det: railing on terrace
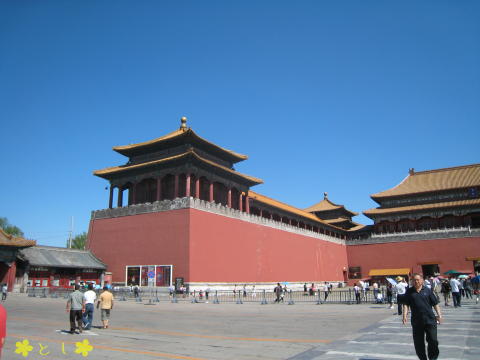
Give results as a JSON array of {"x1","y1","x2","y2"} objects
[
  {"x1": 371, "y1": 226, "x2": 474, "y2": 238},
  {"x1": 26, "y1": 287, "x2": 399, "y2": 305}
]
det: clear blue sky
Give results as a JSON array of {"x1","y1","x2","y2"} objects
[{"x1": 1, "y1": 1, "x2": 479, "y2": 247}]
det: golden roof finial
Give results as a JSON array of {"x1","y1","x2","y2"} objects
[
  {"x1": 180, "y1": 116, "x2": 188, "y2": 131},
  {"x1": 324, "y1": 192, "x2": 328, "y2": 200}
]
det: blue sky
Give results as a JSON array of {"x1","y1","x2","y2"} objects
[{"x1": 1, "y1": 1, "x2": 479, "y2": 246}]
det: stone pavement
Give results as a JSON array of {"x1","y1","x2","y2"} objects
[
  {"x1": 289, "y1": 299, "x2": 480, "y2": 359},
  {"x1": 3, "y1": 294, "x2": 479, "y2": 359}
]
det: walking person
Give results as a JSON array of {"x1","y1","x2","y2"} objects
[
  {"x1": 82, "y1": 283, "x2": 96, "y2": 330},
  {"x1": 1, "y1": 284, "x2": 7, "y2": 301},
  {"x1": 354, "y1": 283, "x2": 361, "y2": 304},
  {"x1": 323, "y1": 282, "x2": 329, "y2": 301},
  {"x1": 449, "y1": 276, "x2": 461, "y2": 307},
  {"x1": 97, "y1": 286, "x2": 114, "y2": 329},
  {"x1": 440, "y1": 279, "x2": 451, "y2": 306},
  {"x1": 395, "y1": 277, "x2": 408, "y2": 315},
  {"x1": 66, "y1": 284, "x2": 85, "y2": 334},
  {"x1": 472, "y1": 271, "x2": 480, "y2": 304},
  {"x1": 403, "y1": 274, "x2": 442, "y2": 360},
  {"x1": 386, "y1": 283, "x2": 394, "y2": 309},
  {"x1": 274, "y1": 283, "x2": 282, "y2": 303}
]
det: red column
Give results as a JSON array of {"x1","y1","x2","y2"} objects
[
  {"x1": 239, "y1": 193, "x2": 243, "y2": 212},
  {"x1": 227, "y1": 189, "x2": 232, "y2": 208},
  {"x1": 174, "y1": 174, "x2": 179, "y2": 199},
  {"x1": 108, "y1": 186, "x2": 114, "y2": 209},
  {"x1": 209, "y1": 181, "x2": 214, "y2": 202},
  {"x1": 186, "y1": 174, "x2": 191, "y2": 197},
  {"x1": 245, "y1": 195, "x2": 250, "y2": 214},
  {"x1": 195, "y1": 178, "x2": 200, "y2": 199},
  {"x1": 117, "y1": 188, "x2": 123, "y2": 207},
  {"x1": 156, "y1": 177, "x2": 162, "y2": 201}
]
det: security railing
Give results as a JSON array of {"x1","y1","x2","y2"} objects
[{"x1": 28, "y1": 286, "x2": 399, "y2": 305}]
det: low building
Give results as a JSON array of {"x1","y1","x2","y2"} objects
[{"x1": 17, "y1": 246, "x2": 106, "y2": 290}]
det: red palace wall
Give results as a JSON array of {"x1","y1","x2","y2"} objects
[
  {"x1": 347, "y1": 236, "x2": 480, "y2": 283},
  {"x1": 87, "y1": 208, "x2": 349, "y2": 284},
  {"x1": 189, "y1": 209, "x2": 348, "y2": 283},
  {"x1": 87, "y1": 209, "x2": 190, "y2": 284}
]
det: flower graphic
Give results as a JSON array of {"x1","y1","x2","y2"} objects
[
  {"x1": 75, "y1": 339, "x2": 93, "y2": 357},
  {"x1": 15, "y1": 339, "x2": 33, "y2": 357}
]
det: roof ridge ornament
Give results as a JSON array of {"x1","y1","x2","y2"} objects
[
  {"x1": 180, "y1": 116, "x2": 188, "y2": 131},
  {"x1": 409, "y1": 168, "x2": 415, "y2": 175},
  {"x1": 324, "y1": 192, "x2": 328, "y2": 200}
]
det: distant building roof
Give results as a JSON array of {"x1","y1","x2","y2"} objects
[
  {"x1": 371, "y1": 163, "x2": 480, "y2": 199},
  {"x1": 364, "y1": 198, "x2": 480, "y2": 217},
  {"x1": 0, "y1": 228, "x2": 36, "y2": 248},
  {"x1": 19, "y1": 246, "x2": 106, "y2": 270}
]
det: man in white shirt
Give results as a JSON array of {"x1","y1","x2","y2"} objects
[
  {"x1": 449, "y1": 277, "x2": 461, "y2": 308},
  {"x1": 395, "y1": 277, "x2": 408, "y2": 315},
  {"x1": 83, "y1": 283, "x2": 97, "y2": 330}
]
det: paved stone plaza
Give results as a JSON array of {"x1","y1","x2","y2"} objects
[{"x1": 4, "y1": 294, "x2": 479, "y2": 359}]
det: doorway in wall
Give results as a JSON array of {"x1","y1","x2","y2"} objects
[{"x1": 421, "y1": 264, "x2": 440, "y2": 278}]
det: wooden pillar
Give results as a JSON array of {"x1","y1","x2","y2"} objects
[
  {"x1": 186, "y1": 174, "x2": 191, "y2": 197},
  {"x1": 195, "y1": 178, "x2": 200, "y2": 199},
  {"x1": 227, "y1": 188, "x2": 232, "y2": 208},
  {"x1": 209, "y1": 181, "x2": 214, "y2": 202},
  {"x1": 117, "y1": 187, "x2": 123, "y2": 207},
  {"x1": 156, "y1": 177, "x2": 162, "y2": 201},
  {"x1": 108, "y1": 186, "x2": 114, "y2": 209},
  {"x1": 174, "y1": 174, "x2": 179, "y2": 199},
  {"x1": 245, "y1": 195, "x2": 250, "y2": 214},
  {"x1": 238, "y1": 193, "x2": 243, "y2": 212}
]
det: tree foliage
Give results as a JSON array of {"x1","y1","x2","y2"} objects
[
  {"x1": 69, "y1": 232, "x2": 87, "y2": 249},
  {"x1": 0, "y1": 217, "x2": 24, "y2": 237}
]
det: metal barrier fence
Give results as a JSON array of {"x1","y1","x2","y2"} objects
[{"x1": 27, "y1": 287, "x2": 397, "y2": 305}]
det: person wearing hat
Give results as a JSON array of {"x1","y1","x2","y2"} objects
[{"x1": 395, "y1": 276, "x2": 408, "y2": 315}]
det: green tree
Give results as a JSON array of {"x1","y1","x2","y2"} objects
[
  {"x1": 0, "y1": 217, "x2": 24, "y2": 237},
  {"x1": 69, "y1": 232, "x2": 87, "y2": 249}
]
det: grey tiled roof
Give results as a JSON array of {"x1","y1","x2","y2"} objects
[{"x1": 19, "y1": 246, "x2": 106, "y2": 270}]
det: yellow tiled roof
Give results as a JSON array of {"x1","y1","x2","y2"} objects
[
  {"x1": 305, "y1": 198, "x2": 358, "y2": 217},
  {"x1": 305, "y1": 199, "x2": 342, "y2": 212},
  {"x1": 0, "y1": 228, "x2": 36, "y2": 247},
  {"x1": 113, "y1": 128, "x2": 248, "y2": 161},
  {"x1": 372, "y1": 164, "x2": 480, "y2": 199},
  {"x1": 94, "y1": 149, "x2": 263, "y2": 184},
  {"x1": 363, "y1": 198, "x2": 480, "y2": 216},
  {"x1": 248, "y1": 191, "x2": 342, "y2": 230}
]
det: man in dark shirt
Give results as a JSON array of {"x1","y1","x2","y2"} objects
[{"x1": 403, "y1": 273, "x2": 442, "y2": 360}]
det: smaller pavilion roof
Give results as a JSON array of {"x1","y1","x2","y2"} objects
[
  {"x1": 304, "y1": 193, "x2": 358, "y2": 217},
  {"x1": 372, "y1": 163, "x2": 480, "y2": 200},
  {"x1": 19, "y1": 246, "x2": 106, "y2": 270},
  {"x1": 112, "y1": 119, "x2": 248, "y2": 163},
  {"x1": 0, "y1": 229, "x2": 36, "y2": 248}
]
